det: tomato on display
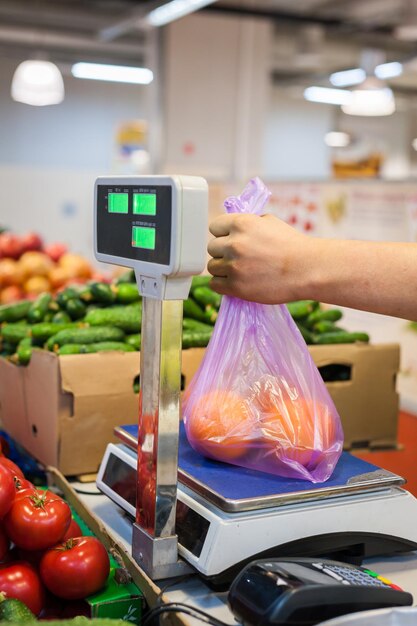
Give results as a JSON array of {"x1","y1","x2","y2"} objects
[
  {"x1": 4, "y1": 489, "x2": 71, "y2": 551},
  {"x1": 40, "y1": 536, "x2": 110, "y2": 599},
  {"x1": 0, "y1": 465, "x2": 15, "y2": 519},
  {"x1": 0, "y1": 562, "x2": 45, "y2": 615},
  {"x1": 0, "y1": 458, "x2": 24, "y2": 479}
]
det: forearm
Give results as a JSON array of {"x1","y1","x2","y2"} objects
[{"x1": 302, "y1": 238, "x2": 417, "y2": 321}]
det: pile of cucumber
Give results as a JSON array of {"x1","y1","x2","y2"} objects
[
  {"x1": 287, "y1": 300, "x2": 369, "y2": 345},
  {"x1": 0, "y1": 272, "x2": 219, "y2": 365},
  {"x1": 0, "y1": 274, "x2": 368, "y2": 366}
]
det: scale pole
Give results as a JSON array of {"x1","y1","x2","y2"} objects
[{"x1": 132, "y1": 296, "x2": 192, "y2": 578}]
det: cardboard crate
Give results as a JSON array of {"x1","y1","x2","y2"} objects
[
  {"x1": 0, "y1": 348, "x2": 205, "y2": 476},
  {"x1": 0, "y1": 343, "x2": 400, "y2": 475}
]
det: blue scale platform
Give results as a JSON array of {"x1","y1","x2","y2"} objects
[{"x1": 116, "y1": 423, "x2": 403, "y2": 512}]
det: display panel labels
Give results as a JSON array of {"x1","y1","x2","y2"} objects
[
  {"x1": 133, "y1": 193, "x2": 156, "y2": 216},
  {"x1": 132, "y1": 226, "x2": 156, "y2": 250},
  {"x1": 108, "y1": 193, "x2": 129, "y2": 214}
]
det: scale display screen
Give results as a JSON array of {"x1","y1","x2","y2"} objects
[{"x1": 96, "y1": 185, "x2": 172, "y2": 265}]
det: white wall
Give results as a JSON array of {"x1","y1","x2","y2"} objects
[{"x1": 0, "y1": 57, "x2": 149, "y2": 260}]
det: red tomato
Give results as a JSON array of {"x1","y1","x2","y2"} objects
[
  {"x1": 61, "y1": 518, "x2": 82, "y2": 541},
  {"x1": 0, "y1": 465, "x2": 15, "y2": 519},
  {"x1": 0, "y1": 458, "x2": 24, "y2": 479},
  {"x1": 4, "y1": 489, "x2": 71, "y2": 551},
  {"x1": 40, "y1": 537, "x2": 110, "y2": 600},
  {"x1": 13, "y1": 477, "x2": 34, "y2": 494},
  {"x1": 0, "y1": 525, "x2": 9, "y2": 561},
  {"x1": 0, "y1": 561, "x2": 45, "y2": 615}
]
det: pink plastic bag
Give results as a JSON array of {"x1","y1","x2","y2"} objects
[{"x1": 183, "y1": 178, "x2": 344, "y2": 483}]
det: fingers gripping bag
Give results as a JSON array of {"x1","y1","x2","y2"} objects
[{"x1": 182, "y1": 177, "x2": 344, "y2": 483}]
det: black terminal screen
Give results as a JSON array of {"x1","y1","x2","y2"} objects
[{"x1": 96, "y1": 185, "x2": 172, "y2": 265}]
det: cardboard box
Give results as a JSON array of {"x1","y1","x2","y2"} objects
[{"x1": 0, "y1": 348, "x2": 206, "y2": 476}]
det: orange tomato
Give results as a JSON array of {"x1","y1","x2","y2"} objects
[{"x1": 187, "y1": 390, "x2": 253, "y2": 461}]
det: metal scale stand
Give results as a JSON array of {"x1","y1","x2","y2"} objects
[{"x1": 95, "y1": 174, "x2": 417, "y2": 583}]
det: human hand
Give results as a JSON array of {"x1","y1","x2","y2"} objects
[{"x1": 207, "y1": 213, "x2": 314, "y2": 304}]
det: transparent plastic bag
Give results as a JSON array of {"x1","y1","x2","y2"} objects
[{"x1": 183, "y1": 177, "x2": 344, "y2": 483}]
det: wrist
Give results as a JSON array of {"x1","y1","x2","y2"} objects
[{"x1": 290, "y1": 235, "x2": 326, "y2": 302}]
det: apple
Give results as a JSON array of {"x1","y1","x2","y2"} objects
[
  {"x1": 20, "y1": 232, "x2": 43, "y2": 254},
  {"x1": 0, "y1": 234, "x2": 23, "y2": 260},
  {"x1": 44, "y1": 242, "x2": 67, "y2": 263}
]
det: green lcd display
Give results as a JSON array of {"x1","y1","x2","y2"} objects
[
  {"x1": 132, "y1": 226, "x2": 156, "y2": 250},
  {"x1": 108, "y1": 193, "x2": 129, "y2": 214},
  {"x1": 133, "y1": 193, "x2": 156, "y2": 216}
]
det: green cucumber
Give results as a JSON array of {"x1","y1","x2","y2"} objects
[
  {"x1": 182, "y1": 329, "x2": 212, "y2": 349},
  {"x1": 306, "y1": 308, "x2": 343, "y2": 327},
  {"x1": 313, "y1": 321, "x2": 346, "y2": 334},
  {"x1": 52, "y1": 310, "x2": 72, "y2": 324},
  {"x1": 90, "y1": 282, "x2": 117, "y2": 304},
  {"x1": 1, "y1": 323, "x2": 31, "y2": 345},
  {"x1": 0, "y1": 595, "x2": 35, "y2": 621},
  {"x1": 191, "y1": 275, "x2": 211, "y2": 290},
  {"x1": 65, "y1": 297, "x2": 87, "y2": 320},
  {"x1": 183, "y1": 298, "x2": 215, "y2": 325},
  {"x1": 16, "y1": 338, "x2": 33, "y2": 366},
  {"x1": 183, "y1": 318, "x2": 214, "y2": 333},
  {"x1": 85, "y1": 303, "x2": 142, "y2": 333},
  {"x1": 56, "y1": 287, "x2": 80, "y2": 308},
  {"x1": 115, "y1": 282, "x2": 141, "y2": 304},
  {"x1": 31, "y1": 322, "x2": 81, "y2": 344},
  {"x1": 0, "y1": 300, "x2": 31, "y2": 323},
  {"x1": 58, "y1": 344, "x2": 92, "y2": 355},
  {"x1": 58, "y1": 341, "x2": 135, "y2": 355},
  {"x1": 286, "y1": 300, "x2": 318, "y2": 320},
  {"x1": 125, "y1": 334, "x2": 141, "y2": 350},
  {"x1": 192, "y1": 286, "x2": 221, "y2": 310},
  {"x1": 47, "y1": 326, "x2": 125, "y2": 350},
  {"x1": 314, "y1": 331, "x2": 370, "y2": 344}
]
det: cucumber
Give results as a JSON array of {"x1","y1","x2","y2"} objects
[
  {"x1": 183, "y1": 318, "x2": 214, "y2": 333},
  {"x1": 0, "y1": 596, "x2": 35, "y2": 622},
  {"x1": 28, "y1": 295, "x2": 53, "y2": 326},
  {"x1": 58, "y1": 344, "x2": 92, "y2": 355},
  {"x1": 85, "y1": 303, "x2": 142, "y2": 333},
  {"x1": 16, "y1": 338, "x2": 33, "y2": 366},
  {"x1": 47, "y1": 326, "x2": 125, "y2": 350},
  {"x1": 183, "y1": 298, "x2": 215, "y2": 325},
  {"x1": 0, "y1": 300, "x2": 31, "y2": 323},
  {"x1": 182, "y1": 329, "x2": 212, "y2": 349},
  {"x1": 43, "y1": 310, "x2": 55, "y2": 322},
  {"x1": 1, "y1": 323, "x2": 31, "y2": 345},
  {"x1": 115, "y1": 282, "x2": 141, "y2": 304},
  {"x1": 125, "y1": 334, "x2": 141, "y2": 350},
  {"x1": 314, "y1": 331, "x2": 370, "y2": 344},
  {"x1": 313, "y1": 321, "x2": 346, "y2": 334},
  {"x1": 56, "y1": 287, "x2": 80, "y2": 308},
  {"x1": 306, "y1": 308, "x2": 343, "y2": 327},
  {"x1": 58, "y1": 341, "x2": 135, "y2": 355},
  {"x1": 65, "y1": 297, "x2": 87, "y2": 320},
  {"x1": 191, "y1": 275, "x2": 211, "y2": 290},
  {"x1": 286, "y1": 300, "x2": 318, "y2": 320},
  {"x1": 31, "y1": 322, "x2": 81, "y2": 344},
  {"x1": 90, "y1": 282, "x2": 117, "y2": 304},
  {"x1": 192, "y1": 286, "x2": 222, "y2": 310},
  {"x1": 52, "y1": 310, "x2": 72, "y2": 324}
]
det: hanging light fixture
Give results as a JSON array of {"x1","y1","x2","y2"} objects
[{"x1": 11, "y1": 60, "x2": 64, "y2": 106}]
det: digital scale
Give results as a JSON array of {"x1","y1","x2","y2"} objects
[{"x1": 94, "y1": 175, "x2": 417, "y2": 584}]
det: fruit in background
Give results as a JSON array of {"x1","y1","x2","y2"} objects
[
  {"x1": 23, "y1": 275, "x2": 51, "y2": 295},
  {"x1": 187, "y1": 390, "x2": 253, "y2": 461},
  {"x1": 0, "y1": 285, "x2": 24, "y2": 304},
  {"x1": 19, "y1": 251, "x2": 53, "y2": 278},
  {"x1": 20, "y1": 232, "x2": 43, "y2": 254},
  {"x1": 59, "y1": 253, "x2": 92, "y2": 280},
  {"x1": 48, "y1": 266, "x2": 70, "y2": 290},
  {"x1": 44, "y1": 242, "x2": 67, "y2": 263},
  {"x1": 0, "y1": 234, "x2": 22, "y2": 260},
  {"x1": 0, "y1": 260, "x2": 24, "y2": 288}
]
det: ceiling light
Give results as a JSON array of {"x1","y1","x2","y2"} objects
[
  {"x1": 304, "y1": 86, "x2": 352, "y2": 106},
  {"x1": 324, "y1": 132, "x2": 351, "y2": 148},
  {"x1": 330, "y1": 68, "x2": 366, "y2": 88},
  {"x1": 146, "y1": 0, "x2": 217, "y2": 27},
  {"x1": 71, "y1": 63, "x2": 153, "y2": 84},
  {"x1": 11, "y1": 60, "x2": 64, "y2": 106},
  {"x1": 375, "y1": 61, "x2": 403, "y2": 80},
  {"x1": 341, "y1": 77, "x2": 395, "y2": 116}
]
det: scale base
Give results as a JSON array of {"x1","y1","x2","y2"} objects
[{"x1": 132, "y1": 524, "x2": 193, "y2": 580}]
